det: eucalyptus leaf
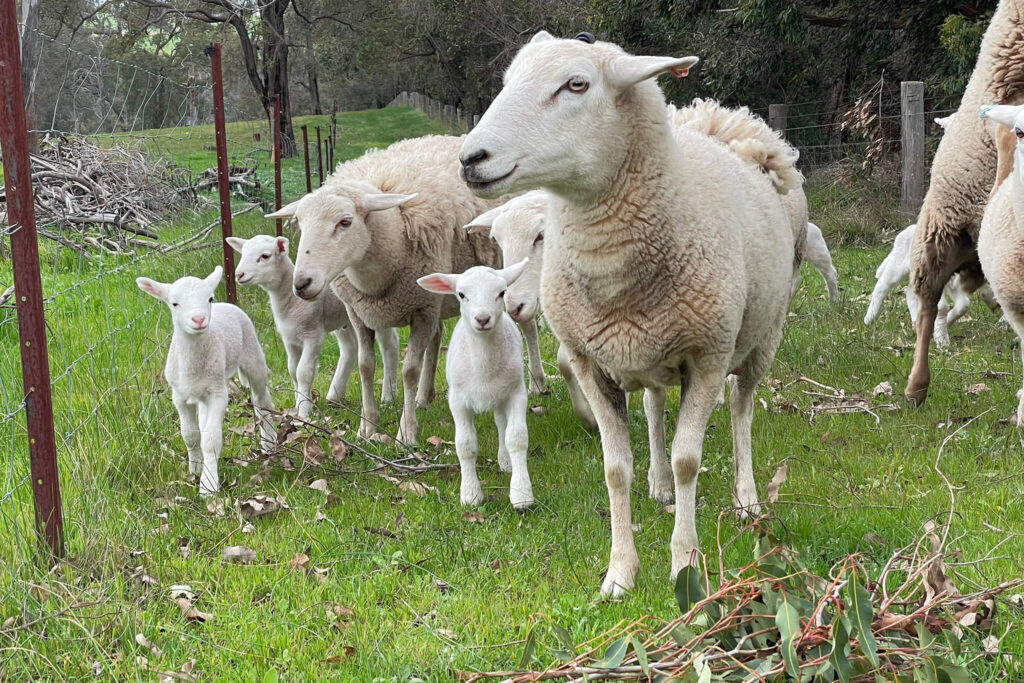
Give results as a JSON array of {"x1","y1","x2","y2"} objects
[
  {"x1": 592, "y1": 636, "x2": 629, "y2": 669},
  {"x1": 845, "y1": 574, "x2": 879, "y2": 668},
  {"x1": 550, "y1": 623, "x2": 576, "y2": 654},
  {"x1": 775, "y1": 596, "x2": 801, "y2": 677},
  {"x1": 518, "y1": 625, "x2": 536, "y2": 670},
  {"x1": 829, "y1": 616, "x2": 851, "y2": 683},
  {"x1": 675, "y1": 565, "x2": 705, "y2": 615},
  {"x1": 630, "y1": 636, "x2": 649, "y2": 676}
]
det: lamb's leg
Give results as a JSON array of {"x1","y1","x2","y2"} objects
[
  {"x1": 669, "y1": 366, "x2": 726, "y2": 577},
  {"x1": 865, "y1": 259, "x2": 904, "y2": 325},
  {"x1": 377, "y1": 327, "x2": 400, "y2": 404},
  {"x1": 327, "y1": 326, "x2": 357, "y2": 405},
  {"x1": 416, "y1": 320, "x2": 442, "y2": 407},
  {"x1": 173, "y1": 391, "x2": 202, "y2": 476},
  {"x1": 520, "y1": 318, "x2": 549, "y2": 395},
  {"x1": 557, "y1": 343, "x2": 597, "y2": 430},
  {"x1": 944, "y1": 277, "x2": 971, "y2": 329},
  {"x1": 643, "y1": 387, "x2": 673, "y2": 505},
  {"x1": 350, "y1": 313, "x2": 380, "y2": 439},
  {"x1": 452, "y1": 402, "x2": 483, "y2": 506},
  {"x1": 294, "y1": 338, "x2": 323, "y2": 419},
  {"x1": 397, "y1": 314, "x2": 433, "y2": 445},
  {"x1": 197, "y1": 392, "x2": 229, "y2": 497},
  {"x1": 569, "y1": 350, "x2": 637, "y2": 598},
  {"x1": 285, "y1": 343, "x2": 300, "y2": 394},
  {"x1": 502, "y1": 389, "x2": 533, "y2": 511},
  {"x1": 241, "y1": 367, "x2": 276, "y2": 453},
  {"x1": 933, "y1": 294, "x2": 952, "y2": 348},
  {"x1": 494, "y1": 407, "x2": 512, "y2": 473}
]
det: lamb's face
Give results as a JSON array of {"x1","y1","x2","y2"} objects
[
  {"x1": 271, "y1": 186, "x2": 415, "y2": 300},
  {"x1": 981, "y1": 104, "x2": 1024, "y2": 186},
  {"x1": 137, "y1": 267, "x2": 222, "y2": 336},
  {"x1": 459, "y1": 32, "x2": 698, "y2": 200},
  {"x1": 227, "y1": 235, "x2": 289, "y2": 288},
  {"x1": 418, "y1": 261, "x2": 529, "y2": 335}
]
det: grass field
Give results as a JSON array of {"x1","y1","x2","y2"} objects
[{"x1": 1, "y1": 107, "x2": 1022, "y2": 681}]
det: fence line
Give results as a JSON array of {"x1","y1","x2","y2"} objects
[{"x1": 387, "y1": 91, "x2": 473, "y2": 132}]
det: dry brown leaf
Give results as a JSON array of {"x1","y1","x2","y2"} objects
[
  {"x1": 982, "y1": 634, "x2": 1000, "y2": 656},
  {"x1": 289, "y1": 553, "x2": 310, "y2": 571},
  {"x1": 309, "y1": 478, "x2": 330, "y2": 493},
  {"x1": 239, "y1": 495, "x2": 282, "y2": 519},
  {"x1": 363, "y1": 526, "x2": 398, "y2": 539},
  {"x1": 432, "y1": 578, "x2": 450, "y2": 594},
  {"x1": 135, "y1": 632, "x2": 164, "y2": 657},
  {"x1": 179, "y1": 545, "x2": 191, "y2": 560},
  {"x1": 314, "y1": 507, "x2": 328, "y2": 523},
  {"x1": 767, "y1": 463, "x2": 788, "y2": 504},
  {"x1": 368, "y1": 432, "x2": 393, "y2": 444},
  {"x1": 438, "y1": 628, "x2": 458, "y2": 641},
  {"x1": 872, "y1": 381, "x2": 893, "y2": 397},
  {"x1": 206, "y1": 499, "x2": 226, "y2": 517},
  {"x1": 398, "y1": 481, "x2": 435, "y2": 497},
  {"x1": 241, "y1": 522, "x2": 256, "y2": 534},
  {"x1": 967, "y1": 383, "x2": 991, "y2": 396},
  {"x1": 331, "y1": 605, "x2": 355, "y2": 620},
  {"x1": 168, "y1": 585, "x2": 195, "y2": 600},
  {"x1": 329, "y1": 434, "x2": 348, "y2": 463},
  {"x1": 426, "y1": 435, "x2": 445, "y2": 449},
  {"x1": 303, "y1": 436, "x2": 326, "y2": 465},
  {"x1": 530, "y1": 406, "x2": 545, "y2": 415},
  {"x1": 461, "y1": 511, "x2": 486, "y2": 524},
  {"x1": 175, "y1": 596, "x2": 211, "y2": 623},
  {"x1": 247, "y1": 473, "x2": 264, "y2": 487},
  {"x1": 922, "y1": 521, "x2": 959, "y2": 604},
  {"x1": 221, "y1": 545, "x2": 256, "y2": 564}
]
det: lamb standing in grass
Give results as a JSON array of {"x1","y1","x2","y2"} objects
[
  {"x1": 227, "y1": 234, "x2": 399, "y2": 418},
  {"x1": 417, "y1": 259, "x2": 534, "y2": 510},
  {"x1": 137, "y1": 266, "x2": 275, "y2": 496},
  {"x1": 460, "y1": 33, "x2": 801, "y2": 596},
  {"x1": 977, "y1": 103, "x2": 1024, "y2": 420}
]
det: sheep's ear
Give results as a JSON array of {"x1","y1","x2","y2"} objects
[
  {"x1": 497, "y1": 258, "x2": 529, "y2": 286},
  {"x1": 529, "y1": 30, "x2": 554, "y2": 44},
  {"x1": 607, "y1": 55, "x2": 700, "y2": 91},
  {"x1": 204, "y1": 266, "x2": 223, "y2": 290},
  {"x1": 275, "y1": 236, "x2": 289, "y2": 254},
  {"x1": 464, "y1": 206, "x2": 503, "y2": 235},
  {"x1": 266, "y1": 199, "x2": 300, "y2": 219},
  {"x1": 136, "y1": 277, "x2": 168, "y2": 301},
  {"x1": 933, "y1": 115, "x2": 952, "y2": 130},
  {"x1": 362, "y1": 193, "x2": 417, "y2": 213},
  {"x1": 416, "y1": 273, "x2": 457, "y2": 295},
  {"x1": 226, "y1": 236, "x2": 247, "y2": 253},
  {"x1": 979, "y1": 104, "x2": 1024, "y2": 129}
]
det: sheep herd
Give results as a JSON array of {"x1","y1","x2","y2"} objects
[{"x1": 137, "y1": 31, "x2": 1022, "y2": 598}]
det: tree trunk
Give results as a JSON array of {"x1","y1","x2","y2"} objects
[
  {"x1": 261, "y1": 0, "x2": 295, "y2": 157},
  {"x1": 20, "y1": 0, "x2": 40, "y2": 152},
  {"x1": 305, "y1": 25, "x2": 321, "y2": 115}
]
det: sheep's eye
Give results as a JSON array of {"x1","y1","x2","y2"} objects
[
  {"x1": 498, "y1": 290, "x2": 505, "y2": 300},
  {"x1": 337, "y1": 217, "x2": 353, "y2": 230},
  {"x1": 457, "y1": 292, "x2": 465, "y2": 300},
  {"x1": 208, "y1": 297, "x2": 214, "y2": 303},
  {"x1": 1016, "y1": 128, "x2": 1024, "y2": 139},
  {"x1": 533, "y1": 231, "x2": 544, "y2": 247},
  {"x1": 567, "y1": 78, "x2": 589, "y2": 94},
  {"x1": 258, "y1": 253, "x2": 269, "y2": 262},
  {"x1": 171, "y1": 302, "x2": 179, "y2": 307}
]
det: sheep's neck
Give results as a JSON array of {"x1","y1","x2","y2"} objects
[
  {"x1": 171, "y1": 325, "x2": 218, "y2": 358},
  {"x1": 343, "y1": 233, "x2": 404, "y2": 297},
  {"x1": 261, "y1": 261, "x2": 302, "y2": 320},
  {"x1": 1010, "y1": 161, "x2": 1024, "y2": 230}
]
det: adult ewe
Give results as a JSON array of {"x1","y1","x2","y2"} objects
[
  {"x1": 460, "y1": 33, "x2": 801, "y2": 596},
  {"x1": 271, "y1": 135, "x2": 501, "y2": 444},
  {"x1": 906, "y1": 0, "x2": 1024, "y2": 405}
]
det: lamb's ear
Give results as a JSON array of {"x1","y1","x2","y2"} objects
[
  {"x1": 464, "y1": 205, "x2": 503, "y2": 235},
  {"x1": 416, "y1": 272, "x2": 457, "y2": 295},
  {"x1": 362, "y1": 193, "x2": 417, "y2": 214},
  {"x1": 607, "y1": 55, "x2": 699, "y2": 91},
  {"x1": 275, "y1": 236, "x2": 289, "y2": 254},
  {"x1": 933, "y1": 115, "x2": 952, "y2": 130},
  {"x1": 266, "y1": 199, "x2": 300, "y2": 219},
  {"x1": 530, "y1": 30, "x2": 554, "y2": 44},
  {"x1": 225, "y1": 236, "x2": 247, "y2": 253},
  {"x1": 979, "y1": 104, "x2": 1024, "y2": 128},
  {"x1": 204, "y1": 266, "x2": 224, "y2": 290},
  {"x1": 497, "y1": 258, "x2": 529, "y2": 286},
  {"x1": 136, "y1": 277, "x2": 168, "y2": 301}
]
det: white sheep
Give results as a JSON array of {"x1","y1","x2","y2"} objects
[
  {"x1": 227, "y1": 234, "x2": 399, "y2": 418},
  {"x1": 268, "y1": 135, "x2": 502, "y2": 445},
  {"x1": 804, "y1": 223, "x2": 840, "y2": 303},
  {"x1": 137, "y1": 266, "x2": 275, "y2": 496},
  {"x1": 460, "y1": 33, "x2": 802, "y2": 596},
  {"x1": 864, "y1": 224, "x2": 996, "y2": 345},
  {"x1": 417, "y1": 259, "x2": 534, "y2": 510},
  {"x1": 977, "y1": 103, "x2": 1024, "y2": 419}
]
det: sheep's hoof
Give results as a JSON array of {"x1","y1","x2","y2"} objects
[
  {"x1": 905, "y1": 383, "x2": 929, "y2": 407},
  {"x1": 416, "y1": 388, "x2": 435, "y2": 408},
  {"x1": 380, "y1": 389, "x2": 397, "y2": 405},
  {"x1": 528, "y1": 380, "x2": 550, "y2": 396},
  {"x1": 460, "y1": 488, "x2": 484, "y2": 507},
  {"x1": 497, "y1": 452, "x2": 513, "y2": 473},
  {"x1": 198, "y1": 486, "x2": 219, "y2": 499},
  {"x1": 600, "y1": 562, "x2": 638, "y2": 599},
  {"x1": 188, "y1": 459, "x2": 202, "y2": 476},
  {"x1": 648, "y1": 479, "x2": 674, "y2": 506},
  {"x1": 357, "y1": 420, "x2": 376, "y2": 440},
  {"x1": 510, "y1": 495, "x2": 534, "y2": 512},
  {"x1": 325, "y1": 390, "x2": 344, "y2": 405}
]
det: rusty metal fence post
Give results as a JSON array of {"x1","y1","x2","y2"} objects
[
  {"x1": 272, "y1": 96, "x2": 282, "y2": 236},
  {"x1": 206, "y1": 43, "x2": 236, "y2": 303},
  {"x1": 0, "y1": 0, "x2": 65, "y2": 559},
  {"x1": 316, "y1": 126, "x2": 324, "y2": 186},
  {"x1": 301, "y1": 124, "x2": 312, "y2": 193}
]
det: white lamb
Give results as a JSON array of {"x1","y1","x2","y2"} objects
[
  {"x1": 137, "y1": 266, "x2": 275, "y2": 496},
  {"x1": 805, "y1": 222, "x2": 840, "y2": 303},
  {"x1": 227, "y1": 234, "x2": 399, "y2": 418},
  {"x1": 417, "y1": 259, "x2": 534, "y2": 510},
  {"x1": 460, "y1": 33, "x2": 802, "y2": 596}
]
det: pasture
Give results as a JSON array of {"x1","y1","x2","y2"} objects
[{"x1": 1, "y1": 107, "x2": 1021, "y2": 680}]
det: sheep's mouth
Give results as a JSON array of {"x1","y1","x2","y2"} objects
[
  {"x1": 465, "y1": 165, "x2": 517, "y2": 192},
  {"x1": 236, "y1": 276, "x2": 253, "y2": 285}
]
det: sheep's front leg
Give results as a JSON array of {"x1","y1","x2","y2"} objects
[
  {"x1": 197, "y1": 392, "x2": 229, "y2": 497},
  {"x1": 643, "y1": 388, "x2": 673, "y2": 505},
  {"x1": 570, "y1": 350, "x2": 636, "y2": 597},
  {"x1": 377, "y1": 327, "x2": 400, "y2": 404},
  {"x1": 173, "y1": 391, "x2": 202, "y2": 476},
  {"x1": 670, "y1": 367, "x2": 724, "y2": 577},
  {"x1": 501, "y1": 390, "x2": 533, "y2": 511},
  {"x1": 493, "y1": 405, "x2": 512, "y2": 473},
  {"x1": 350, "y1": 311, "x2": 380, "y2": 439},
  {"x1": 242, "y1": 367, "x2": 277, "y2": 454},
  {"x1": 294, "y1": 338, "x2": 323, "y2": 418},
  {"x1": 520, "y1": 318, "x2": 548, "y2": 395},
  {"x1": 285, "y1": 343, "x2": 301, "y2": 394},
  {"x1": 416, "y1": 320, "x2": 443, "y2": 407},
  {"x1": 557, "y1": 343, "x2": 596, "y2": 429},
  {"x1": 327, "y1": 326, "x2": 357, "y2": 405},
  {"x1": 397, "y1": 314, "x2": 433, "y2": 445},
  {"x1": 451, "y1": 402, "x2": 483, "y2": 506}
]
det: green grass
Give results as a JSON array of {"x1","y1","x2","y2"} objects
[{"x1": 1, "y1": 108, "x2": 1022, "y2": 680}]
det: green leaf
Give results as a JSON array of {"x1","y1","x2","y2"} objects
[
  {"x1": 669, "y1": 624, "x2": 698, "y2": 647},
  {"x1": 845, "y1": 574, "x2": 879, "y2": 668},
  {"x1": 630, "y1": 636, "x2": 649, "y2": 676},
  {"x1": 263, "y1": 671, "x2": 280, "y2": 683},
  {"x1": 942, "y1": 628, "x2": 961, "y2": 658},
  {"x1": 675, "y1": 565, "x2": 705, "y2": 615},
  {"x1": 592, "y1": 636, "x2": 629, "y2": 669},
  {"x1": 518, "y1": 625, "x2": 536, "y2": 670},
  {"x1": 829, "y1": 616, "x2": 851, "y2": 683},
  {"x1": 549, "y1": 649, "x2": 574, "y2": 662},
  {"x1": 916, "y1": 622, "x2": 935, "y2": 650},
  {"x1": 938, "y1": 665, "x2": 972, "y2": 683},
  {"x1": 775, "y1": 595, "x2": 801, "y2": 678},
  {"x1": 550, "y1": 623, "x2": 576, "y2": 655}
]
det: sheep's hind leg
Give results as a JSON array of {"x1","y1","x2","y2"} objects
[
  {"x1": 173, "y1": 391, "x2": 202, "y2": 476},
  {"x1": 397, "y1": 314, "x2": 433, "y2": 445},
  {"x1": 521, "y1": 318, "x2": 549, "y2": 395},
  {"x1": 571, "y1": 351, "x2": 637, "y2": 598},
  {"x1": 294, "y1": 338, "x2": 323, "y2": 419},
  {"x1": 377, "y1": 328, "x2": 400, "y2": 404},
  {"x1": 452, "y1": 403, "x2": 483, "y2": 506},
  {"x1": 558, "y1": 343, "x2": 597, "y2": 430},
  {"x1": 350, "y1": 312, "x2": 380, "y2": 439},
  {"x1": 643, "y1": 387, "x2": 673, "y2": 505},
  {"x1": 494, "y1": 407, "x2": 512, "y2": 473},
  {"x1": 240, "y1": 364, "x2": 276, "y2": 453},
  {"x1": 416, "y1": 320, "x2": 442, "y2": 407}
]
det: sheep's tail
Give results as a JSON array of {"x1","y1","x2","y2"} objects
[{"x1": 667, "y1": 99, "x2": 803, "y2": 194}]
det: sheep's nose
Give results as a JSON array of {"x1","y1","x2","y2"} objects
[
  {"x1": 191, "y1": 315, "x2": 206, "y2": 327},
  {"x1": 236, "y1": 271, "x2": 245, "y2": 281},
  {"x1": 509, "y1": 303, "x2": 525, "y2": 321},
  {"x1": 294, "y1": 277, "x2": 312, "y2": 295},
  {"x1": 460, "y1": 148, "x2": 489, "y2": 170},
  {"x1": 474, "y1": 314, "x2": 491, "y2": 328}
]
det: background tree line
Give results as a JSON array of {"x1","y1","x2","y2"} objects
[{"x1": 17, "y1": 0, "x2": 999, "y2": 156}]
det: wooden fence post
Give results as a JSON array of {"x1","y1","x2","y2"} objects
[
  {"x1": 207, "y1": 43, "x2": 236, "y2": 304},
  {"x1": 901, "y1": 81, "x2": 926, "y2": 216},
  {"x1": 272, "y1": 96, "x2": 282, "y2": 237},
  {"x1": 768, "y1": 104, "x2": 788, "y2": 134}
]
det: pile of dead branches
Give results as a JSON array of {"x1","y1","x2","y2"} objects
[
  {"x1": 192, "y1": 164, "x2": 262, "y2": 200},
  {"x1": 0, "y1": 135, "x2": 193, "y2": 250}
]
